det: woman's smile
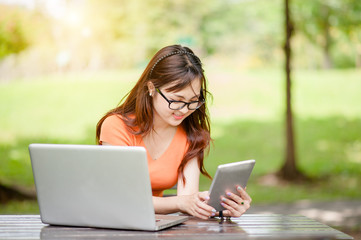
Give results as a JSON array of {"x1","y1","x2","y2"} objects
[{"x1": 173, "y1": 113, "x2": 185, "y2": 120}]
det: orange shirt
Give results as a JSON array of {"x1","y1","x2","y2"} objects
[{"x1": 99, "y1": 114, "x2": 188, "y2": 197}]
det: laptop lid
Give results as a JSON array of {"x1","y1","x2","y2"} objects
[{"x1": 29, "y1": 143, "x2": 166, "y2": 231}]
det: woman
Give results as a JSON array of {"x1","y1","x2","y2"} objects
[{"x1": 96, "y1": 45, "x2": 251, "y2": 219}]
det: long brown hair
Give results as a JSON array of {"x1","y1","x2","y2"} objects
[{"x1": 96, "y1": 45, "x2": 212, "y2": 181}]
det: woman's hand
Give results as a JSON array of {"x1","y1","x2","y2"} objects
[
  {"x1": 177, "y1": 191, "x2": 217, "y2": 220},
  {"x1": 220, "y1": 186, "x2": 252, "y2": 217}
]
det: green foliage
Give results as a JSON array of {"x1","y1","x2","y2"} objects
[
  {"x1": 50, "y1": 0, "x2": 361, "y2": 69},
  {"x1": 0, "y1": 5, "x2": 29, "y2": 59},
  {"x1": 293, "y1": 0, "x2": 361, "y2": 68},
  {"x1": 0, "y1": 4, "x2": 51, "y2": 61},
  {"x1": 1, "y1": 0, "x2": 359, "y2": 70},
  {"x1": 83, "y1": 0, "x2": 285, "y2": 67}
]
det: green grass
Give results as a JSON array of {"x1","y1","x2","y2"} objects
[
  {"x1": 1, "y1": 68, "x2": 361, "y2": 213},
  {"x1": 0, "y1": 201, "x2": 39, "y2": 214}
]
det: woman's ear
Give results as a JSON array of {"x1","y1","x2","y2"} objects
[{"x1": 147, "y1": 81, "x2": 155, "y2": 96}]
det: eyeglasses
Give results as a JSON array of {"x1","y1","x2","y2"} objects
[{"x1": 156, "y1": 88, "x2": 205, "y2": 110}]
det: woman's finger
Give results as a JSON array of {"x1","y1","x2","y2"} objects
[
  {"x1": 221, "y1": 195, "x2": 240, "y2": 209},
  {"x1": 219, "y1": 186, "x2": 253, "y2": 218},
  {"x1": 197, "y1": 192, "x2": 217, "y2": 213},
  {"x1": 236, "y1": 186, "x2": 252, "y2": 202},
  {"x1": 220, "y1": 199, "x2": 246, "y2": 217},
  {"x1": 225, "y1": 191, "x2": 251, "y2": 209},
  {"x1": 189, "y1": 192, "x2": 216, "y2": 219}
]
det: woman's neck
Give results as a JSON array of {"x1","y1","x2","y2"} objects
[{"x1": 152, "y1": 114, "x2": 178, "y2": 135}]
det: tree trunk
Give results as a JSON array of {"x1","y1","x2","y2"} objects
[
  {"x1": 278, "y1": 0, "x2": 306, "y2": 181},
  {"x1": 321, "y1": 3, "x2": 333, "y2": 69},
  {"x1": 0, "y1": 183, "x2": 36, "y2": 204},
  {"x1": 356, "y1": 43, "x2": 361, "y2": 68}
]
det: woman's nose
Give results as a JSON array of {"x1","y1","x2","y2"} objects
[{"x1": 178, "y1": 106, "x2": 190, "y2": 114}]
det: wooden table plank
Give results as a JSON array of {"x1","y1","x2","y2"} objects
[{"x1": 0, "y1": 214, "x2": 353, "y2": 240}]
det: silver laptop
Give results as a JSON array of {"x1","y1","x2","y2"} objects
[{"x1": 29, "y1": 143, "x2": 189, "y2": 231}]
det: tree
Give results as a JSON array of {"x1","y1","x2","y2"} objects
[
  {"x1": 335, "y1": 0, "x2": 361, "y2": 68},
  {"x1": 0, "y1": 5, "x2": 29, "y2": 60},
  {"x1": 294, "y1": 0, "x2": 361, "y2": 68},
  {"x1": 277, "y1": 0, "x2": 307, "y2": 181}
]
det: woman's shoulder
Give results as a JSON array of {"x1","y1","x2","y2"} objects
[
  {"x1": 101, "y1": 114, "x2": 129, "y2": 132},
  {"x1": 103, "y1": 114, "x2": 126, "y2": 126},
  {"x1": 100, "y1": 114, "x2": 137, "y2": 145}
]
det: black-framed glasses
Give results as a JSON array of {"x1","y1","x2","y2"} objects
[{"x1": 156, "y1": 88, "x2": 205, "y2": 110}]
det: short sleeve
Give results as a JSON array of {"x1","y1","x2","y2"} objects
[{"x1": 99, "y1": 115, "x2": 136, "y2": 146}]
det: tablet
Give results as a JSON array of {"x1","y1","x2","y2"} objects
[{"x1": 208, "y1": 159, "x2": 255, "y2": 211}]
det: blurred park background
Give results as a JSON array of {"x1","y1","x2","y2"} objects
[{"x1": 0, "y1": 0, "x2": 360, "y2": 218}]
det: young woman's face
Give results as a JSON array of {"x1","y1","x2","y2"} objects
[{"x1": 151, "y1": 78, "x2": 202, "y2": 128}]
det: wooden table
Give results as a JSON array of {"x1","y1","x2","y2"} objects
[{"x1": 0, "y1": 214, "x2": 353, "y2": 239}]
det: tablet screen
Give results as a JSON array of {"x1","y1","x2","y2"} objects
[{"x1": 208, "y1": 159, "x2": 255, "y2": 211}]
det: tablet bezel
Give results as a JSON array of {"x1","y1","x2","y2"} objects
[{"x1": 208, "y1": 159, "x2": 256, "y2": 211}]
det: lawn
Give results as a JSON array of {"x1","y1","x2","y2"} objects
[{"x1": 0, "y1": 67, "x2": 360, "y2": 213}]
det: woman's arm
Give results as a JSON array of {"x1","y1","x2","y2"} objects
[
  {"x1": 153, "y1": 157, "x2": 216, "y2": 219},
  {"x1": 177, "y1": 156, "x2": 200, "y2": 195}
]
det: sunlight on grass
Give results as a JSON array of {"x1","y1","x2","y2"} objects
[
  {"x1": 0, "y1": 71, "x2": 138, "y2": 142},
  {"x1": 345, "y1": 141, "x2": 361, "y2": 164}
]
